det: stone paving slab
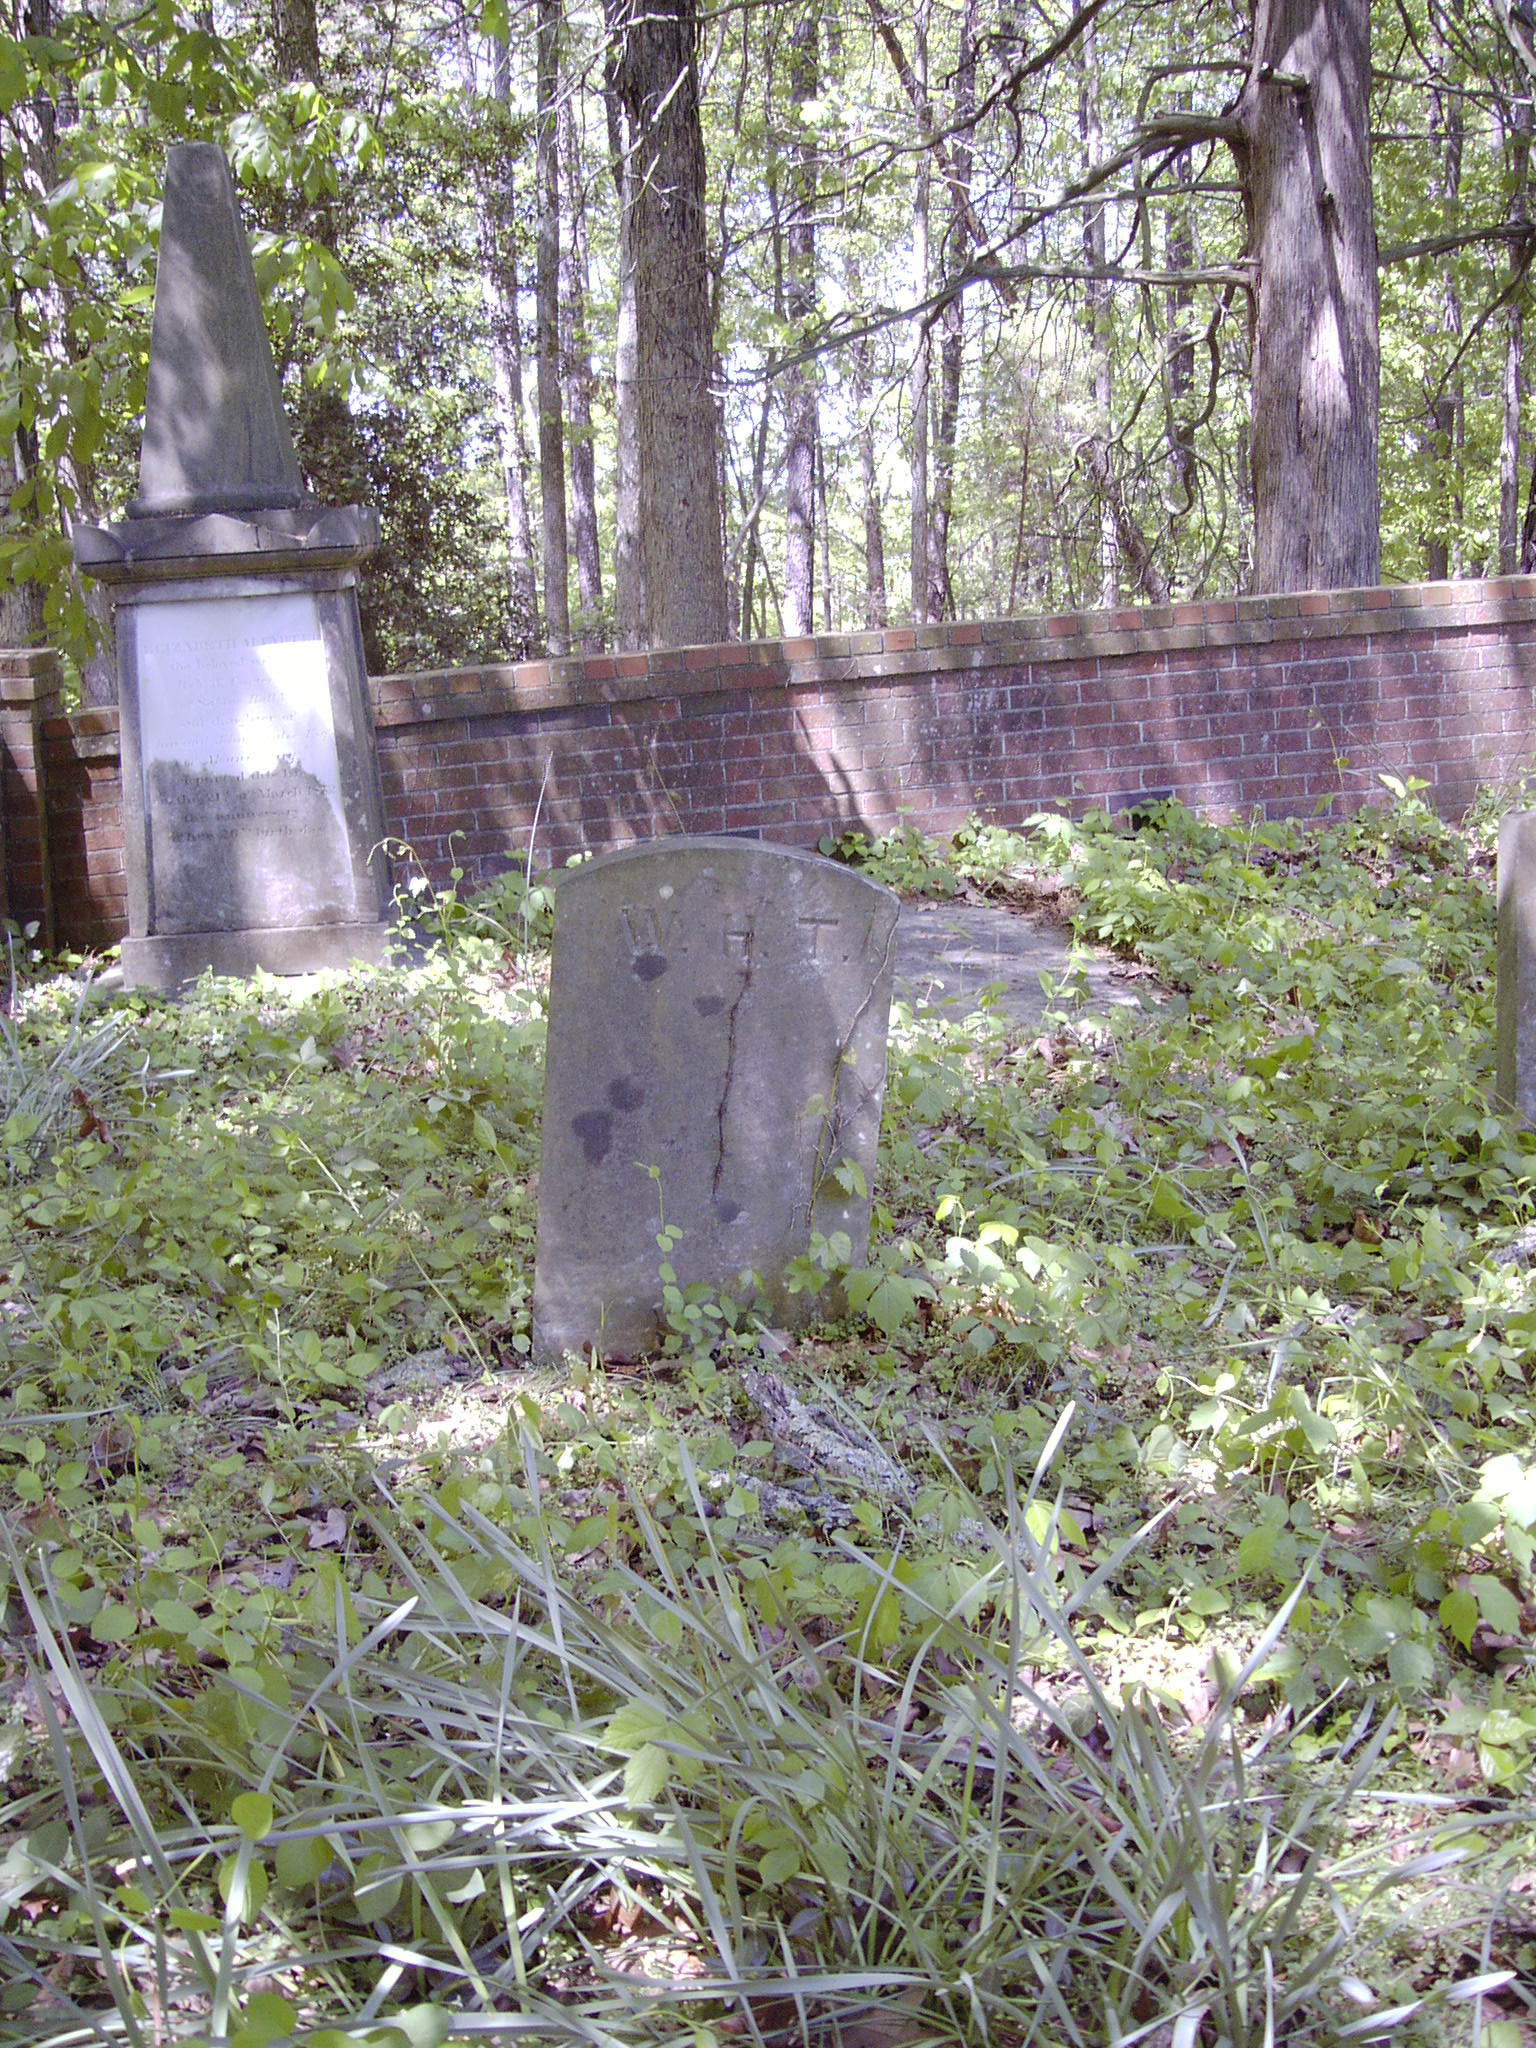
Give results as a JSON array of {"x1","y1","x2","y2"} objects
[{"x1": 894, "y1": 899, "x2": 1144, "y2": 1030}]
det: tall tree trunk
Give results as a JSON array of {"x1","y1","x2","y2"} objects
[
  {"x1": 536, "y1": 0, "x2": 571, "y2": 655},
  {"x1": 739, "y1": 388, "x2": 773, "y2": 640},
  {"x1": 604, "y1": 68, "x2": 646, "y2": 650},
  {"x1": 927, "y1": 0, "x2": 975, "y2": 622},
  {"x1": 456, "y1": 24, "x2": 538, "y2": 646},
  {"x1": 1503, "y1": 302, "x2": 1524, "y2": 576},
  {"x1": 608, "y1": 0, "x2": 727, "y2": 648},
  {"x1": 1080, "y1": 21, "x2": 1116, "y2": 608},
  {"x1": 782, "y1": 9, "x2": 818, "y2": 635},
  {"x1": 817, "y1": 428, "x2": 834, "y2": 630},
  {"x1": 272, "y1": 0, "x2": 321, "y2": 89},
  {"x1": 1425, "y1": 42, "x2": 1464, "y2": 581},
  {"x1": 855, "y1": 324, "x2": 888, "y2": 627},
  {"x1": 1165, "y1": 108, "x2": 1197, "y2": 537},
  {"x1": 907, "y1": 5, "x2": 930, "y2": 625},
  {"x1": 1501, "y1": 94, "x2": 1531, "y2": 574},
  {"x1": 1237, "y1": 0, "x2": 1379, "y2": 592},
  {"x1": 560, "y1": 90, "x2": 603, "y2": 651}
]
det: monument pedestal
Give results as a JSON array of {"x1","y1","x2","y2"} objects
[{"x1": 77, "y1": 528, "x2": 393, "y2": 991}]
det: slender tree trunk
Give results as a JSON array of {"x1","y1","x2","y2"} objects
[
  {"x1": 536, "y1": 0, "x2": 570, "y2": 654},
  {"x1": 927, "y1": 0, "x2": 974, "y2": 623},
  {"x1": 1237, "y1": 0, "x2": 1379, "y2": 592},
  {"x1": 1425, "y1": 49, "x2": 1464, "y2": 580},
  {"x1": 782, "y1": 9, "x2": 818, "y2": 634},
  {"x1": 609, "y1": 0, "x2": 727, "y2": 648},
  {"x1": 1165, "y1": 110, "x2": 1197, "y2": 535},
  {"x1": 855, "y1": 329, "x2": 888, "y2": 627},
  {"x1": 272, "y1": 0, "x2": 321, "y2": 89},
  {"x1": 1080, "y1": 21, "x2": 1116, "y2": 607},
  {"x1": 907, "y1": 7, "x2": 930, "y2": 625},
  {"x1": 560, "y1": 91, "x2": 603, "y2": 651},
  {"x1": 1501, "y1": 97, "x2": 1531, "y2": 574},
  {"x1": 739, "y1": 389, "x2": 773, "y2": 639},
  {"x1": 604, "y1": 68, "x2": 646, "y2": 650},
  {"x1": 1503, "y1": 308, "x2": 1524, "y2": 576},
  {"x1": 1007, "y1": 426, "x2": 1031, "y2": 614},
  {"x1": 457, "y1": 25, "x2": 538, "y2": 645},
  {"x1": 817, "y1": 429, "x2": 833, "y2": 631}
]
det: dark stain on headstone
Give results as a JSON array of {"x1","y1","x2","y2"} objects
[
  {"x1": 694, "y1": 995, "x2": 726, "y2": 1017},
  {"x1": 633, "y1": 953, "x2": 668, "y2": 981},
  {"x1": 715, "y1": 1197, "x2": 742, "y2": 1224},
  {"x1": 571, "y1": 1109, "x2": 613, "y2": 1162},
  {"x1": 607, "y1": 1077, "x2": 644, "y2": 1111}
]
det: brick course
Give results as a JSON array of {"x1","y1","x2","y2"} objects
[{"x1": 6, "y1": 576, "x2": 1536, "y2": 950}]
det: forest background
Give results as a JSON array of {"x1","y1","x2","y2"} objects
[{"x1": 4, "y1": 0, "x2": 1536, "y2": 701}]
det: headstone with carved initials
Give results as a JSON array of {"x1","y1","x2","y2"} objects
[{"x1": 532, "y1": 838, "x2": 900, "y2": 1363}]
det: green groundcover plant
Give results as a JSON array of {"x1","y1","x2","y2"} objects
[{"x1": 0, "y1": 782, "x2": 1533, "y2": 2044}]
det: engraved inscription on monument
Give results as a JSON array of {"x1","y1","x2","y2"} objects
[{"x1": 136, "y1": 593, "x2": 356, "y2": 933}]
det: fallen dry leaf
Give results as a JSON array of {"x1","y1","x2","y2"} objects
[{"x1": 308, "y1": 1507, "x2": 347, "y2": 1550}]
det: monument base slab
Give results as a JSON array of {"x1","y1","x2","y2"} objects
[{"x1": 121, "y1": 919, "x2": 393, "y2": 990}]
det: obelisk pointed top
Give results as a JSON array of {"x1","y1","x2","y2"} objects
[{"x1": 130, "y1": 143, "x2": 305, "y2": 518}]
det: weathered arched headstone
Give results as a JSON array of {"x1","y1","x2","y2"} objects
[{"x1": 532, "y1": 839, "x2": 899, "y2": 1363}]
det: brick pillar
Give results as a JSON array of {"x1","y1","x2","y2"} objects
[{"x1": 0, "y1": 649, "x2": 61, "y2": 950}]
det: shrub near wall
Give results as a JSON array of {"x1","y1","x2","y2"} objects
[{"x1": 12, "y1": 577, "x2": 1536, "y2": 950}]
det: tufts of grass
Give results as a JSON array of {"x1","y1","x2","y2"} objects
[{"x1": 0, "y1": 1421, "x2": 1512, "y2": 2048}]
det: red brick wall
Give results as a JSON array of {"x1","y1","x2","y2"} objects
[
  {"x1": 43, "y1": 710, "x2": 126, "y2": 954},
  {"x1": 13, "y1": 577, "x2": 1536, "y2": 950},
  {"x1": 368, "y1": 580, "x2": 1536, "y2": 889},
  {"x1": 0, "y1": 649, "x2": 61, "y2": 950}
]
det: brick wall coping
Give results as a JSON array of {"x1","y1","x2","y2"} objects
[{"x1": 368, "y1": 576, "x2": 1536, "y2": 723}]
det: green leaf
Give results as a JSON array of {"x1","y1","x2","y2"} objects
[
  {"x1": 602, "y1": 1698, "x2": 671, "y2": 1753},
  {"x1": 0, "y1": 36, "x2": 27, "y2": 115},
  {"x1": 1236, "y1": 1524, "x2": 1279, "y2": 1574},
  {"x1": 237, "y1": 1992, "x2": 295, "y2": 2046},
  {"x1": 1148, "y1": 1174, "x2": 1200, "y2": 1228},
  {"x1": 402, "y1": 1819, "x2": 456, "y2": 1853},
  {"x1": 1386, "y1": 1638, "x2": 1435, "y2": 1689},
  {"x1": 1247, "y1": 1032, "x2": 1315, "y2": 1079},
  {"x1": 90, "y1": 1603, "x2": 138, "y2": 1645},
  {"x1": 218, "y1": 1853, "x2": 269, "y2": 1921},
  {"x1": 1188, "y1": 1585, "x2": 1231, "y2": 1617},
  {"x1": 351, "y1": 1856, "x2": 402, "y2": 1919},
  {"x1": 623, "y1": 1743, "x2": 671, "y2": 1806},
  {"x1": 845, "y1": 1267, "x2": 929, "y2": 1336},
  {"x1": 231, "y1": 1792, "x2": 275, "y2": 1842},
  {"x1": 760, "y1": 1845, "x2": 800, "y2": 1887},
  {"x1": 392, "y1": 2011, "x2": 451, "y2": 2048},
  {"x1": 1475, "y1": 1578, "x2": 1522, "y2": 1635},
  {"x1": 275, "y1": 1835, "x2": 334, "y2": 1886},
  {"x1": 150, "y1": 1598, "x2": 200, "y2": 1635},
  {"x1": 1478, "y1": 1710, "x2": 1535, "y2": 1749},
  {"x1": 1439, "y1": 1587, "x2": 1477, "y2": 1650}
]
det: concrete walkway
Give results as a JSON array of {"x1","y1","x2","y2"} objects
[{"x1": 894, "y1": 900, "x2": 1143, "y2": 1031}]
